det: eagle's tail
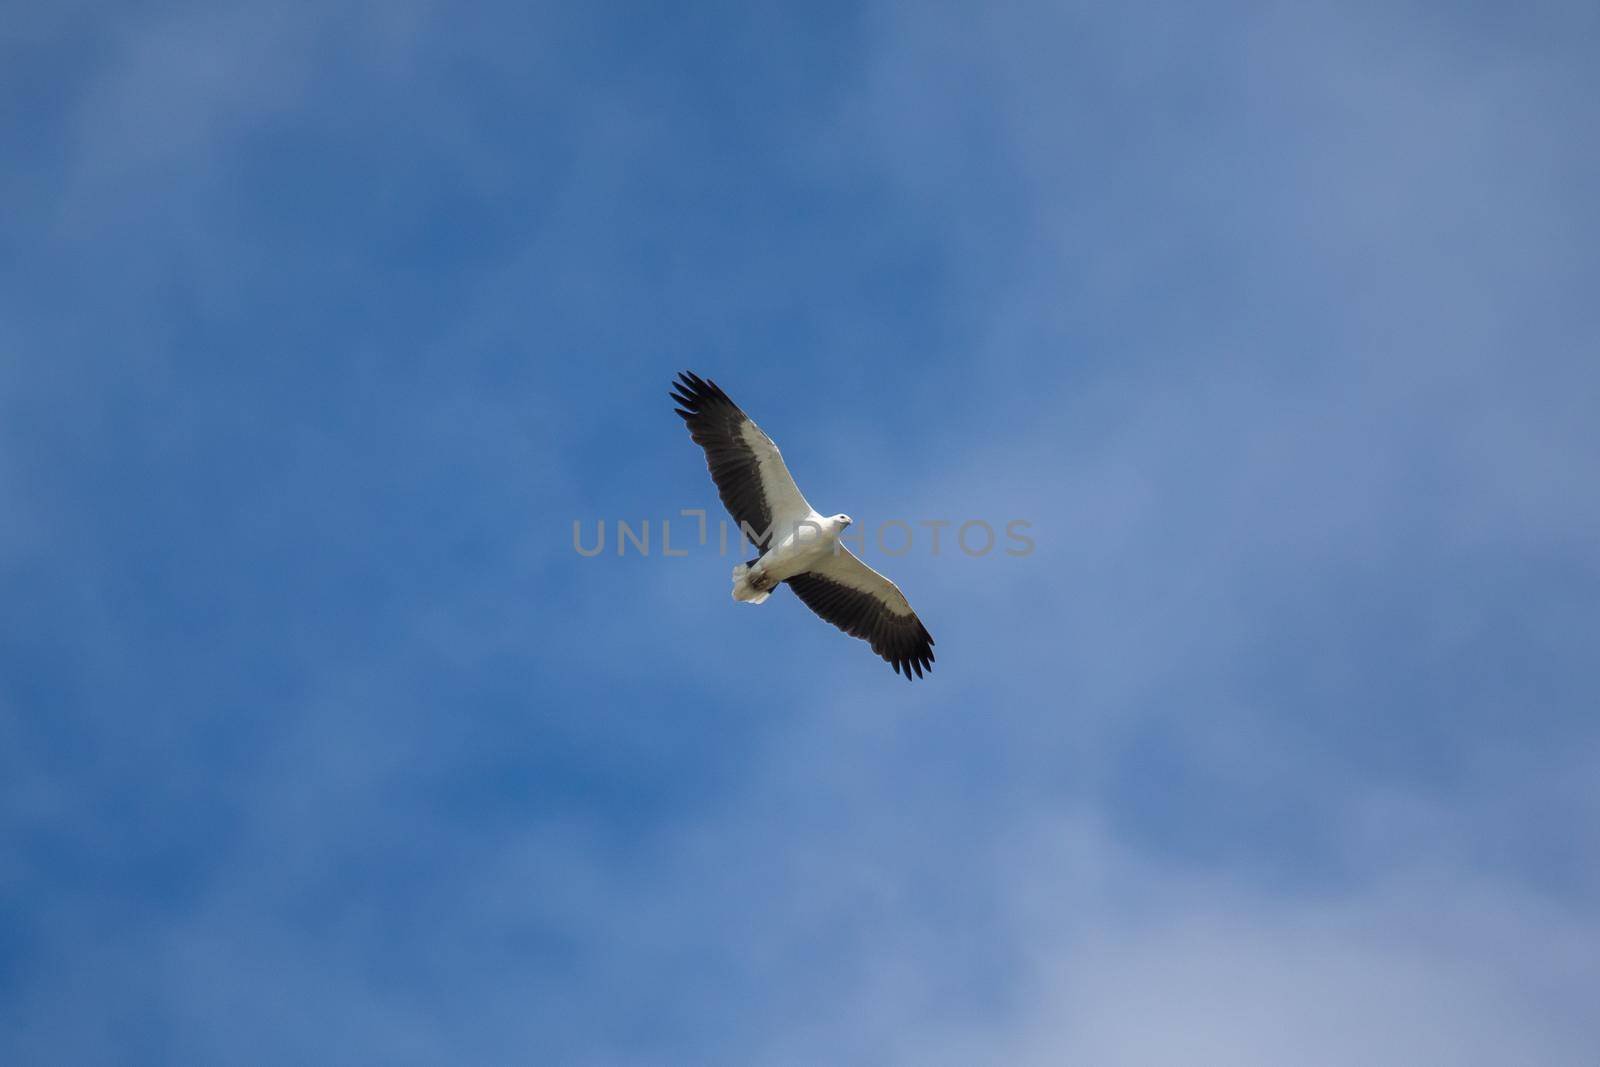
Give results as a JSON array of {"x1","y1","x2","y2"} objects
[{"x1": 731, "y1": 561, "x2": 772, "y2": 605}]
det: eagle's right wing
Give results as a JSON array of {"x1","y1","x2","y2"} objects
[{"x1": 671, "y1": 372, "x2": 815, "y2": 553}]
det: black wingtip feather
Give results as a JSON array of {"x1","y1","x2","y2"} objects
[{"x1": 671, "y1": 372, "x2": 739, "y2": 416}]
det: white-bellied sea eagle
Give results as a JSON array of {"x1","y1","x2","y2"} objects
[{"x1": 670, "y1": 371, "x2": 936, "y2": 680}]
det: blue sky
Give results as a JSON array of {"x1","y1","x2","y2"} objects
[{"x1": 4, "y1": 1, "x2": 1599, "y2": 1062}]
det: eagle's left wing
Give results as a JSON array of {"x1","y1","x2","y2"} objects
[{"x1": 786, "y1": 547, "x2": 935, "y2": 679}]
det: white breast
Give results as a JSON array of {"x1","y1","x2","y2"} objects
[{"x1": 756, "y1": 513, "x2": 840, "y2": 581}]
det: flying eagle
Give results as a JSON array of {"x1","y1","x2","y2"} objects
[{"x1": 670, "y1": 371, "x2": 936, "y2": 679}]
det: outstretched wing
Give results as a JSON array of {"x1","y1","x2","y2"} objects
[
  {"x1": 786, "y1": 547, "x2": 935, "y2": 680},
  {"x1": 670, "y1": 371, "x2": 815, "y2": 552}
]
